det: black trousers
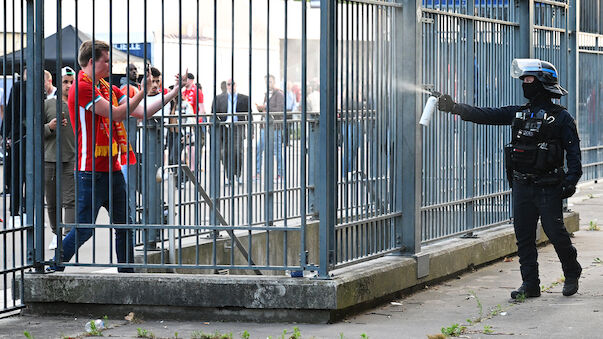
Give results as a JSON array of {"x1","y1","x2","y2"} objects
[
  {"x1": 6, "y1": 141, "x2": 25, "y2": 216},
  {"x1": 512, "y1": 180, "x2": 581, "y2": 286},
  {"x1": 220, "y1": 126, "x2": 244, "y2": 180}
]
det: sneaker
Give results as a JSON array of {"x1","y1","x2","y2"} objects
[
  {"x1": 511, "y1": 282, "x2": 541, "y2": 299},
  {"x1": 48, "y1": 235, "x2": 58, "y2": 250},
  {"x1": 236, "y1": 176, "x2": 243, "y2": 184},
  {"x1": 7, "y1": 216, "x2": 21, "y2": 228},
  {"x1": 274, "y1": 175, "x2": 283, "y2": 184}
]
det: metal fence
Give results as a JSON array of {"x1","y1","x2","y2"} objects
[
  {"x1": 2, "y1": 0, "x2": 603, "y2": 317},
  {"x1": 332, "y1": 1, "x2": 402, "y2": 267},
  {"x1": 420, "y1": 0, "x2": 518, "y2": 243},
  {"x1": 577, "y1": 0, "x2": 603, "y2": 182}
]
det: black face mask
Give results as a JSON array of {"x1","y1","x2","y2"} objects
[{"x1": 522, "y1": 81, "x2": 544, "y2": 100}]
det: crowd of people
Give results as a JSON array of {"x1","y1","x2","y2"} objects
[{"x1": 1, "y1": 39, "x2": 314, "y2": 271}]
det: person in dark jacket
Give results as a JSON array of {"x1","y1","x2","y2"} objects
[
  {"x1": 438, "y1": 59, "x2": 582, "y2": 299},
  {"x1": 3, "y1": 75, "x2": 26, "y2": 220},
  {"x1": 211, "y1": 79, "x2": 249, "y2": 184}
]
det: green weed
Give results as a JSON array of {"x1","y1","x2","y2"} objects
[
  {"x1": 469, "y1": 290, "x2": 483, "y2": 321},
  {"x1": 136, "y1": 327, "x2": 155, "y2": 338},
  {"x1": 441, "y1": 324, "x2": 466, "y2": 337},
  {"x1": 88, "y1": 320, "x2": 103, "y2": 336},
  {"x1": 23, "y1": 331, "x2": 34, "y2": 339},
  {"x1": 489, "y1": 304, "x2": 503, "y2": 317},
  {"x1": 588, "y1": 220, "x2": 600, "y2": 231},
  {"x1": 483, "y1": 325, "x2": 493, "y2": 334},
  {"x1": 191, "y1": 330, "x2": 233, "y2": 339}
]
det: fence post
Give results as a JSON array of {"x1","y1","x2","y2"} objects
[
  {"x1": 518, "y1": 0, "x2": 533, "y2": 58},
  {"x1": 318, "y1": 0, "x2": 337, "y2": 278},
  {"x1": 307, "y1": 115, "x2": 319, "y2": 219},
  {"x1": 143, "y1": 118, "x2": 163, "y2": 248},
  {"x1": 465, "y1": 0, "x2": 475, "y2": 233},
  {"x1": 26, "y1": 0, "x2": 45, "y2": 272},
  {"x1": 395, "y1": 0, "x2": 422, "y2": 255},
  {"x1": 567, "y1": 0, "x2": 579, "y2": 119}
]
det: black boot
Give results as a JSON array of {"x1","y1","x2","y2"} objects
[
  {"x1": 511, "y1": 282, "x2": 541, "y2": 299},
  {"x1": 562, "y1": 267, "x2": 581, "y2": 296}
]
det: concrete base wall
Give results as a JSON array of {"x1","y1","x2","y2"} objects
[
  {"x1": 22, "y1": 212, "x2": 579, "y2": 323},
  {"x1": 135, "y1": 221, "x2": 321, "y2": 275}
]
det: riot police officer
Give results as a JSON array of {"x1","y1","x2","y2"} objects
[{"x1": 437, "y1": 59, "x2": 582, "y2": 299}]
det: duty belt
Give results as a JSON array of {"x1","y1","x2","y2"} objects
[
  {"x1": 512, "y1": 168, "x2": 563, "y2": 185},
  {"x1": 512, "y1": 171, "x2": 539, "y2": 182}
]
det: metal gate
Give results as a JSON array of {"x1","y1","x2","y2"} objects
[{"x1": 1, "y1": 1, "x2": 35, "y2": 317}]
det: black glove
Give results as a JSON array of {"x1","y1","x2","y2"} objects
[
  {"x1": 438, "y1": 94, "x2": 456, "y2": 113},
  {"x1": 560, "y1": 182, "x2": 576, "y2": 199}
]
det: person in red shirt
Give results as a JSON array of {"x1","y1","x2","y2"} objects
[
  {"x1": 50, "y1": 40, "x2": 182, "y2": 272},
  {"x1": 182, "y1": 73, "x2": 206, "y2": 170},
  {"x1": 182, "y1": 73, "x2": 205, "y2": 115}
]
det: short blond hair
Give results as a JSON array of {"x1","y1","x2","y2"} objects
[
  {"x1": 78, "y1": 40, "x2": 111, "y2": 68},
  {"x1": 44, "y1": 70, "x2": 52, "y2": 82}
]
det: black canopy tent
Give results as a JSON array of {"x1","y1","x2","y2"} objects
[{"x1": 1, "y1": 25, "x2": 145, "y2": 83}]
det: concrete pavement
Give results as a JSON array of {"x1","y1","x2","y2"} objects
[{"x1": 1, "y1": 182, "x2": 602, "y2": 338}]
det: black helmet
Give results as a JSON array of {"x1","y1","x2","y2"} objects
[{"x1": 511, "y1": 59, "x2": 567, "y2": 97}]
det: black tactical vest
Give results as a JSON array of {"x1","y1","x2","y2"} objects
[{"x1": 504, "y1": 105, "x2": 565, "y2": 176}]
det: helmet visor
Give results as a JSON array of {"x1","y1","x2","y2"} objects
[{"x1": 511, "y1": 59, "x2": 544, "y2": 79}]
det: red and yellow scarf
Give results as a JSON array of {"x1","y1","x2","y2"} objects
[{"x1": 81, "y1": 72, "x2": 136, "y2": 165}]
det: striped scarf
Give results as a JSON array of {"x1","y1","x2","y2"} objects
[{"x1": 81, "y1": 71, "x2": 136, "y2": 165}]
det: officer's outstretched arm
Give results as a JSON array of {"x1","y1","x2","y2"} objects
[{"x1": 437, "y1": 94, "x2": 518, "y2": 125}]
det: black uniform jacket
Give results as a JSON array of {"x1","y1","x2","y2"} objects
[{"x1": 452, "y1": 101, "x2": 582, "y2": 186}]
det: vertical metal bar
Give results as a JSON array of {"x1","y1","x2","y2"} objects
[
  {"x1": 568, "y1": 0, "x2": 580, "y2": 120},
  {"x1": 283, "y1": 0, "x2": 289, "y2": 269},
  {"x1": 90, "y1": 0, "x2": 97, "y2": 266},
  {"x1": 397, "y1": 0, "x2": 421, "y2": 254},
  {"x1": 72, "y1": 0, "x2": 80, "y2": 264},
  {"x1": 211, "y1": 0, "x2": 218, "y2": 267},
  {"x1": 466, "y1": 0, "x2": 475, "y2": 233},
  {"x1": 265, "y1": 0, "x2": 271, "y2": 267},
  {"x1": 2, "y1": 0, "x2": 7, "y2": 310},
  {"x1": 177, "y1": 0, "x2": 183, "y2": 266},
  {"x1": 55, "y1": 0, "x2": 63, "y2": 242},
  {"x1": 318, "y1": 0, "x2": 337, "y2": 278},
  {"x1": 300, "y1": 0, "x2": 307, "y2": 270},
  {"x1": 108, "y1": 0, "x2": 115, "y2": 266},
  {"x1": 33, "y1": 0, "x2": 45, "y2": 271},
  {"x1": 230, "y1": 0, "x2": 235, "y2": 266},
  {"x1": 25, "y1": 0, "x2": 34, "y2": 269},
  {"x1": 247, "y1": 0, "x2": 254, "y2": 267},
  {"x1": 195, "y1": 0, "x2": 200, "y2": 266},
  {"x1": 160, "y1": 0, "x2": 166, "y2": 266}
]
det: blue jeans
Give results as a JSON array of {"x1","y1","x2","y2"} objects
[
  {"x1": 54, "y1": 171, "x2": 134, "y2": 272},
  {"x1": 256, "y1": 127, "x2": 283, "y2": 177},
  {"x1": 342, "y1": 122, "x2": 359, "y2": 176}
]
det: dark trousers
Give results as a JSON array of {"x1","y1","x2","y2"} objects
[
  {"x1": 512, "y1": 180, "x2": 581, "y2": 286},
  {"x1": 6, "y1": 141, "x2": 25, "y2": 216},
  {"x1": 220, "y1": 126, "x2": 244, "y2": 179},
  {"x1": 44, "y1": 162, "x2": 75, "y2": 234},
  {"x1": 55, "y1": 171, "x2": 134, "y2": 272}
]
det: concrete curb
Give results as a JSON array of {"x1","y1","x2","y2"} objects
[{"x1": 22, "y1": 212, "x2": 579, "y2": 323}]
